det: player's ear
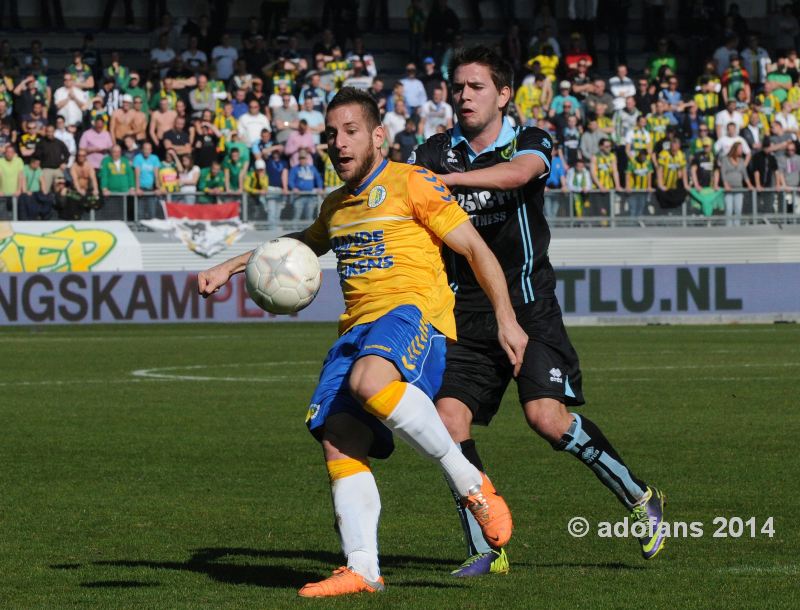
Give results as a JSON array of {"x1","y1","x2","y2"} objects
[
  {"x1": 498, "y1": 85, "x2": 512, "y2": 113},
  {"x1": 373, "y1": 122, "x2": 385, "y2": 150}
]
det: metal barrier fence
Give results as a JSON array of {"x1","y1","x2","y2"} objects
[{"x1": 2, "y1": 188, "x2": 798, "y2": 229}]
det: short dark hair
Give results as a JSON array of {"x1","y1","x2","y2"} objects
[
  {"x1": 449, "y1": 45, "x2": 514, "y2": 93},
  {"x1": 326, "y1": 86, "x2": 381, "y2": 130}
]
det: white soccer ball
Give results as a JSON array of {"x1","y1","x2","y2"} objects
[{"x1": 245, "y1": 238, "x2": 322, "y2": 314}]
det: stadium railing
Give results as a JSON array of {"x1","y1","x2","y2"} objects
[{"x1": 3, "y1": 189, "x2": 798, "y2": 229}]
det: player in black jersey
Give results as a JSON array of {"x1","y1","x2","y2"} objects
[{"x1": 411, "y1": 46, "x2": 667, "y2": 576}]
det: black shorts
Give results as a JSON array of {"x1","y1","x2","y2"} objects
[{"x1": 436, "y1": 297, "x2": 585, "y2": 425}]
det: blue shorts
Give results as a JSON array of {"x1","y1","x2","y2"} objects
[{"x1": 305, "y1": 305, "x2": 447, "y2": 459}]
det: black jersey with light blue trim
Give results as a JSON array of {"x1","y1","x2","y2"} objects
[{"x1": 411, "y1": 118, "x2": 555, "y2": 311}]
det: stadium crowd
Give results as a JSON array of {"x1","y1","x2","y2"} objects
[{"x1": 0, "y1": 3, "x2": 799, "y2": 225}]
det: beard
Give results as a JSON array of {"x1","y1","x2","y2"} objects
[{"x1": 346, "y1": 147, "x2": 378, "y2": 188}]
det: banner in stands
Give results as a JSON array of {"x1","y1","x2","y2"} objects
[
  {"x1": 142, "y1": 202, "x2": 251, "y2": 258},
  {"x1": 1, "y1": 264, "x2": 798, "y2": 325},
  {"x1": 0, "y1": 221, "x2": 142, "y2": 273}
]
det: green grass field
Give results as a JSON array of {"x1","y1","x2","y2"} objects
[{"x1": 1, "y1": 322, "x2": 798, "y2": 609}]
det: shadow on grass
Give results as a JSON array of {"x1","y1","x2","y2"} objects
[
  {"x1": 91, "y1": 547, "x2": 461, "y2": 589},
  {"x1": 532, "y1": 561, "x2": 647, "y2": 571},
  {"x1": 80, "y1": 580, "x2": 159, "y2": 588}
]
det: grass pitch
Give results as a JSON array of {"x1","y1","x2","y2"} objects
[{"x1": 1, "y1": 322, "x2": 798, "y2": 609}]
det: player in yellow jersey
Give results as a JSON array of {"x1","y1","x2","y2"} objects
[{"x1": 198, "y1": 88, "x2": 527, "y2": 598}]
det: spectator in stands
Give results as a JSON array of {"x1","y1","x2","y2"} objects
[
  {"x1": 182, "y1": 36, "x2": 209, "y2": 75},
  {"x1": 189, "y1": 74, "x2": 217, "y2": 119},
  {"x1": 420, "y1": 57, "x2": 446, "y2": 101},
  {"x1": 100, "y1": 145, "x2": 135, "y2": 216},
  {"x1": 53, "y1": 116, "x2": 75, "y2": 166},
  {"x1": 272, "y1": 93, "x2": 299, "y2": 145},
  {"x1": 223, "y1": 146, "x2": 246, "y2": 193},
  {"x1": 244, "y1": 157, "x2": 277, "y2": 225},
  {"x1": 614, "y1": 96, "x2": 640, "y2": 153},
  {"x1": 550, "y1": 81, "x2": 581, "y2": 119},
  {"x1": 656, "y1": 137, "x2": 689, "y2": 212},
  {"x1": 151, "y1": 33, "x2": 176, "y2": 80},
  {"x1": 134, "y1": 141, "x2": 160, "y2": 218},
  {"x1": 570, "y1": 59, "x2": 593, "y2": 100},
  {"x1": 720, "y1": 141, "x2": 753, "y2": 226},
  {"x1": 192, "y1": 113, "x2": 221, "y2": 169},
  {"x1": 163, "y1": 115, "x2": 192, "y2": 158},
  {"x1": 775, "y1": 101, "x2": 799, "y2": 137},
  {"x1": 400, "y1": 62, "x2": 427, "y2": 117},
  {"x1": 418, "y1": 87, "x2": 453, "y2": 141},
  {"x1": 584, "y1": 78, "x2": 613, "y2": 119},
  {"x1": 110, "y1": 94, "x2": 136, "y2": 144},
  {"x1": 34, "y1": 124, "x2": 69, "y2": 194},
  {"x1": 658, "y1": 75, "x2": 689, "y2": 125},
  {"x1": 741, "y1": 35, "x2": 770, "y2": 92},
  {"x1": 67, "y1": 51, "x2": 94, "y2": 93},
  {"x1": 79, "y1": 117, "x2": 113, "y2": 171},
  {"x1": 579, "y1": 117, "x2": 603, "y2": 160},
  {"x1": 713, "y1": 35, "x2": 739, "y2": 76},
  {"x1": 715, "y1": 121, "x2": 751, "y2": 159},
  {"x1": 70, "y1": 148, "x2": 100, "y2": 209},
  {"x1": 395, "y1": 118, "x2": 419, "y2": 162},
  {"x1": 559, "y1": 112, "x2": 582, "y2": 166},
  {"x1": 0, "y1": 143, "x2": 23, "y2": 207},
  {"x1": 565, "y1": 155, "x2": 592, "y2": 216},
  {"x1": 212, "y1": 34, "x2": 239, "y2": 83},
  {"x1": 198, "y1": 159, "x2": 226, "y2": 202},
  {"x1": 288, "y1": 149, "x2": 322, "y2": 221},
  {"x1": 14, "y1": 75, "x2": 46, "y2": 121},
  {"x1": 104, "y1": 52, "x2": 130, "y2": 91},
  {"x1": 284, "y1": 119, "x2": 316, "y2": 167},
  {"x1": 721, "y1": 54, "x2": 751, "y2": 105},
  {"x1": 715, "y1": 98, "x2": 745, "y2": 140},
  {"x1": 646, "y1": 99, "x2": 671, "y2": 152},
  {"x1": 625, "y1": 147, "x2": 653, "y2": 217},
  {"x1": 237, "y1": 99, "x2": 271, "y2": 147},
  {"x1": 177, "y1": 153, "x2": 200, "y2": 202},
  {"x1": 407, "y1": 0, "x2": 426, "y2": 62},
  {"x1": 750, "y1": 136, "x2": 780, "y2": 213},
  {"x1": 634, "y1": 75, "x2": 656, "y2": 115},
  {"x1": 543, "y1": 144, "x2": 567, "y2": 218},
  {"x1": 741, "y1": 111, "x2": 766, "y2": 154},
  {"x1": 19, "y1": 157, "x2": 53, "y2": 220},
  {"x1": 19, "y1": 121, "x2": 40, "y2": 162},
  {"x1": 297, "y1": 96, "x2": 325, "y2": 145},
  {"x1": 564, "y1": 33, "x2": 593, "y2": 73},
  {"x1": 591, "y1": 137, "x2": 621, "y2": 205},
  {"x1": 98, "y1": 76, "x2": 122, "y2": 116},
  {"x1": 609, "y1": 64, "x2": 635, "y2": 112},
  {"x1": 149, "y1": 97, "x2": 177, "y2": 152},
  {"x1": 54, "y1": 73, "x2": 88, "y2": 128},
  {"x1": 690, "y1": 139, "x2": 717, "y2": 190},
  {"x1": 528, "y1": 44, "x2": 559, "y2": 83},
  {"x1": 383, "y1": 98, "x2": 408, "y2": 146}
]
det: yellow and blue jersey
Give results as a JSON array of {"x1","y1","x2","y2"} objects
[{"x1": 304, "y1": 159, "x2": 468, "y2": 338}]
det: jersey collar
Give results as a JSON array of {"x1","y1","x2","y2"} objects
[
  {"x1": 450, "y1": 116, "x2": 516, "y2": 162},
  {"x1": 350, "y1": 158, "x2": 388, "y2": 196}
]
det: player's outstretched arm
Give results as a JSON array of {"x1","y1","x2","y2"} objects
[
  {"x1": 197, "y1": 228, "x2": 329, "y2": 297},
  {"x1": 198, "y1": 250, "x2": 253, "y2": 297},
  {"x1": 444, "y1": 222, "x2": 529, "y2": 376},
  {"x1": 438, "y1": 154, "x2": 547, "y2": 191}
]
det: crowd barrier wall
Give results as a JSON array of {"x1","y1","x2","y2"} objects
[{"x1": 2, "y1": 264, "x2": 798, "y2": 325}]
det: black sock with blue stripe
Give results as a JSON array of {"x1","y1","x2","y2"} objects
[
  {"x1": 556, "y1": 413, "x2": 647, "y2": 510},
  {"x1": 448, "y1": 439, "x2": 492, "y2": 556}
]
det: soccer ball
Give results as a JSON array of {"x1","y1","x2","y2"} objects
[{"x1": 245, "y1": 238, "x2": 322, "y2": 314}]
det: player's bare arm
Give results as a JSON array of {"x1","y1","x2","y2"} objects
[
  {"x1": 437, "y1": 154, "x2": 547, "y2": 191},
  {"x1": 443, "y1": 221, "x2": 528, "y2": 376},
  {"x1": 197, "y1": 230, "x2": 328, "y2": 297}
]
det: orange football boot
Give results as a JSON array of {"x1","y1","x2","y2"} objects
[
  {"x1": 297, "y1": 566, "x2": 385, "y2": 598},
  {"x1": 461, "y1": 473, "x2": 513, "y2": 548}
]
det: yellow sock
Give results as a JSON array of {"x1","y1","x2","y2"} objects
[
  {"x1": 326, "y1": 457, "x2": 371, "y2": 483},
  {"x1": 364, "y1": 380, "x2": 406, "y2": 419}
]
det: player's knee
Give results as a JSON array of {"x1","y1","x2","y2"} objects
[
  {"x1": 348, "y1": 368, "x2": 385, "y2": 405},
  {"x1": 524, "y1": 399, "x2": 572, "y2": 443},
  {"x1": 436, "y1": 399, "x2": 472, "y2": 440}
]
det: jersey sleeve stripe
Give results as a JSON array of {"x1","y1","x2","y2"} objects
[{"x1": 513, "y1": 149, "x2": 551, "y2": 178}]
